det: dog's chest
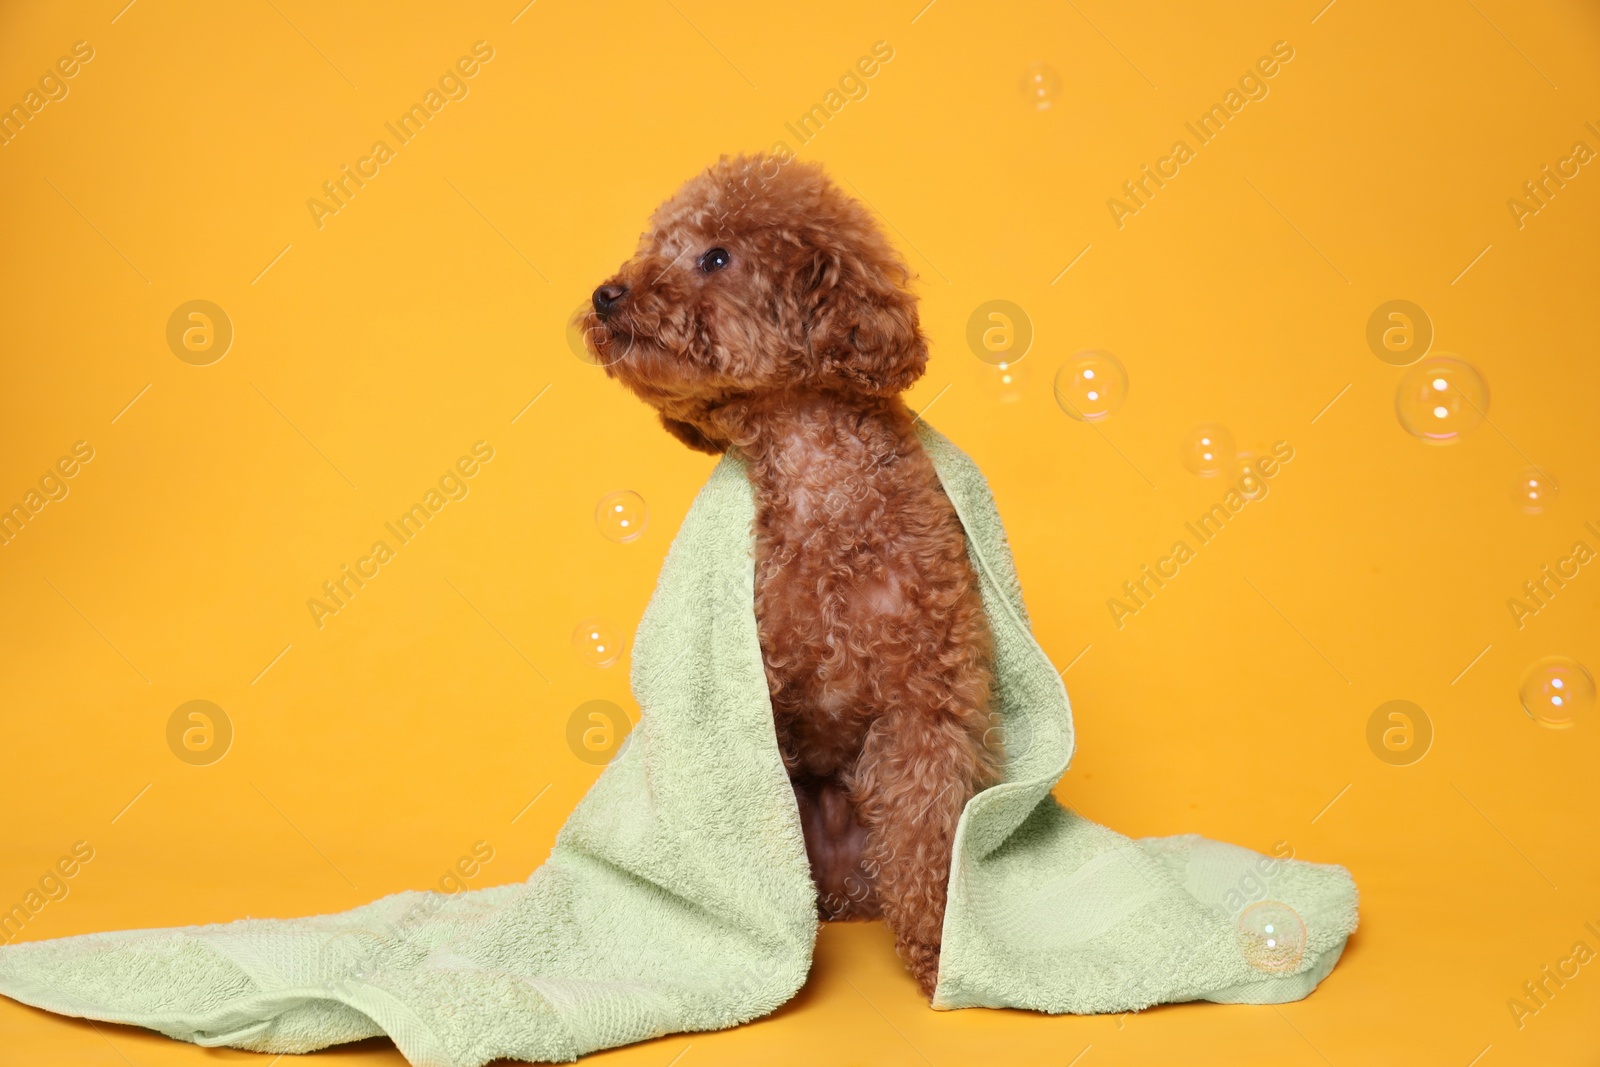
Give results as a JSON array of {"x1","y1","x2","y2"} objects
[{"x1": 748, "y1": 436, "x2": 976, "y2": 771}]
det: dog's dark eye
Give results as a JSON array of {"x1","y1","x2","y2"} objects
[{"x1": 698, "y1": 247, "x2": 731, "y2": 273}]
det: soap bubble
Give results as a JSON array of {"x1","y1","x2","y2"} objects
[
  {"x1": 1511, "y1": 468, "x2": 1558, "y2": 514},
  {"x1": 1020, "y1": 63, "x2": 1061, "y2": 110},
  {"x1": 1519, "y1": 656, "x2": 1594, "y2": 729},
  {"x1": 595, "y1": 490, "x2": 648, "y2": 543},
  {"x1": 981, "y1": 358, "x2": 1029, "y2": 404},
  {"x1": 1231, "y1": 453, "x2": 1268, "y2": 501},
  {"x1": 1395, "y1": 355, "x2": 1488, "y2": 444},
  {"x1": 1237, "y1": 901, "x2": 1306, "y2": 973},
  {"x1": 572, "y1": 618, "x2": 625, "y2": 668},
  {"x1": 1180, "y1": 424, "x2": 1234, "y2": 477},
  {"x1": 1054, "y1": 350, "x2": 1128, "y2": 421}
]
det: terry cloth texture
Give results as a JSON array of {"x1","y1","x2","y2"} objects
[{"x1": 0, "y1": 424, "x2": 1357, "y2": 1065}]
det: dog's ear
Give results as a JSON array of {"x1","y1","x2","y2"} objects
[
  {"x1": 798, "y1": 240, "x2": 927, "y2": 397},
  {"x1": 659, "y1": 414, "x2": 727, "y2": 454}
]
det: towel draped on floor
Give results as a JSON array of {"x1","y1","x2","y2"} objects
[{"x1": 0, "y1": 425, "x2": 1357, "y2": 1065}]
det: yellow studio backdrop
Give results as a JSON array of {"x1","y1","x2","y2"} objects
[{"x1": 1, "y1": 0, "x2": 1598, "y2": 1063}]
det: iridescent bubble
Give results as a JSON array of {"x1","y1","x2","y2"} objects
[
  {"x1": 981, "y1": 358, "x2": 1029, "y2": 404},
  {"x1": 1020, "y1": 63, "x2": 1061, "y2": 110},
  {"x1": 1519, "y1": 656, "x2": 1595, "y2": 729},
  {"x1": 1395, "y1": 355, "x2": 1488, "y2": 444},
  {"x1": 1053, "y1": 350, "x2": 1128, "y2": 422},
  {"x1": 1511, "y1": 468, "x2": 1558, "y2": 514},
  {"x1": 572, "y1": 618, "x2": 625, "y2": 668},
  {"x1": 1231, "y1": 452, "x2": 1268, "y2": 502},
  {"x1": 1180, "y1": 424, "x2": 1234, "y2": 477},
  {"x1": 1237, "y1": 901, "x2": 1306, "y2": 973},
  {"x1": 595, "y1": 490, "x2": 648, "y2": 543}
]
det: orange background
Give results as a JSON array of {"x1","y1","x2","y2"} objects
[{"x1": 2, "y1": 1, "x2": 1599, "y2": 1064}]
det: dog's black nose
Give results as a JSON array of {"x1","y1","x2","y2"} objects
[{"x1": 592, "y1": 284, "x2": 627, "y2": 318}]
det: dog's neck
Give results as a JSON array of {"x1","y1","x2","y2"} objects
[
  {"x1": 716, "y1": 390, "x2": 926, "y2": 526},
  {"x1": 722, "y1": 390, "x2": 915, "y2": 461}
]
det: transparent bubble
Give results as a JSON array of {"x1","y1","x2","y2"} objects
[
  {"x1": 1519, "y1": 656, "x2": 1595, "y2": 730},
  {"x1": 1180, "y1": 424, "x2": 1234, "y2": 477},
  {"x1": 1237, "y1": 901, "x2": 1306, "y2": 973},
  {"x1": 1020, "y1": 63, "x2": 1061, "y2": 110},
  {"x1": 1511, "y1": 468, "x2": 1558, "y2": 514},
  {"x1": 595, "y1": 490, "x2": 648, "y2": 543},
  {"x1": 572, "y1": 618, "x2": 624, "y2": 668},
  {"x1": 981, "y1": 358, "x2": 1029, "y2": 404},
  {"x1": 1053, "y1": 350, "x2": 1128, "y2": 422},
  {"x1": 1231, "y1": 452, "x2": 1269, "y2": 502},
  {"x1": 1395, "y1": 355, "x2": 1488, "y2": 444}
]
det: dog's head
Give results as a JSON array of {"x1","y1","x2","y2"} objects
[{"x1": 579, "y1": 154, "x2": 927, "y2": 453}]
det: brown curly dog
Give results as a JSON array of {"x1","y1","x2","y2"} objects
[{"x1": 581, "y1": 154, "x2": 999, "y2": 997}]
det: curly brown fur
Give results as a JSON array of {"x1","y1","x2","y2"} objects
[{"x1": 582, "y1": 155, "x2": 1000, "y2": 998}]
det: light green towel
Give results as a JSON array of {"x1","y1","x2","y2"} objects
[{"x1": 0, "y1": 425, "x2": 1357, "y2": 1064}]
